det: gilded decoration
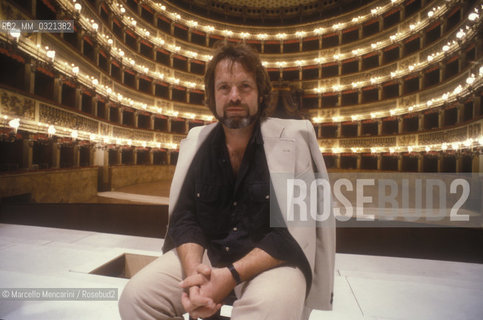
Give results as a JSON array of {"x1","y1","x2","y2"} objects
[
  {"x1": 156, "y1": 100, "x2": 171, "y2": 108},
  {"x1": 339, "y1": 137, "x2": 396, "y2": 148},
  {"x1": 100, "y1": 123, "x2": 109, "y2": 136},
  {"x1": 157, "y1": 65, "x2": 171, "y2": 76},
  {"x1": 155, "y1": 133, "x2": 172, "y2": 143},
  {"x1": 113, "y1": 127, "x2": 133, "y2": 139},
  {"x1": 341, "y1": 74, "x2": 363, "y2": 86},
  {"x1": 112, "y1": 126, "x2": 154, "y2": 141},
  {"x1": 319, "y1": 79, "x2": 336, "y2": 89},
  {"x1": 401, "y1": 15, "x2": 420, "y2": 30},
  {"x1": 0, "y1": 90, "x2": 35, "y2": 120},
  {"x1": 39, "y1": 104, "x2": 98, "y2": 133},
  {"x1": 215, "y1": 0, "x2": 315, "y2": 8},
  {"x1": 174, "y1": 71, "x2": 203, "y2": 85},
  {"x1": 439, "y1": 126, "x2": 467, "y2": 142},
  {"x1": 101, "y1": 76, "x2": 113, "y2": 88},
  {"x1": 400, "y1": 96, "x2": 417, "y2": 108},
  {"x1": 134, "y1": 130, "x2": 154, "y2": 141},
  {"x1": 418, "y1": 126, "x2": 468, "y2": 145},
  {"x1": 419, "y1": 78, "x2": 457, "y2": 102},
  {"x1": 318, "y1": 109, "x2": 338, "y2": 118},
  {"x1": 171, "y1": 135, "x2": 185, "y2": 144},
  {"x1": 319, "y1": 140, "x2": 337, "y2": 148},
  {"x1": 468, "y1": 123, "x2": 481, "y2": 139},
  {"x1": 399, "y1": 57, "x2": 418, "y2": 71},
  {"x1": 321, "y1": 48, "x2": 338, "y2": 58},
  {"x1": 397, "y1": 134, "x2": 417, "y2": 146},
  {"x1": 370, "y1": 65, "x2": 397, "y2": 81},
  {"x1": 174, "y1": 104, "x2": 207, "y2": 115},
  {"x1": 420, "y1": 42, "x2": 444, "y2": 61}
]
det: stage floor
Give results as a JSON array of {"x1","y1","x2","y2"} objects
[
  {"x1": 0, "y1": 223, "x2": 482, "y2": 319},
  {"x1": 94, "y1": 181, "x2": 172, "y2": 205}
]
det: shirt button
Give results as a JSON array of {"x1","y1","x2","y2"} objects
[
  {"x1": 233, "y1": 201, "x2": 237, "y2": 206},
  {"x1": 225, "y1": 246, "x2": 230, "y2": 252},
  {"x1": 233, "y1": 227, "x2": 238, "y2": 232},
  {"x1": 265, "y1": 195, "x2": 270, "y2": 200}
]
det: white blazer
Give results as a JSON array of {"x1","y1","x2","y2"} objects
[{"x1": 167, "y1": 117, "x2": 335, "y2": 311}]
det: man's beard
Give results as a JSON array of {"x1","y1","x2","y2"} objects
[{"x1": 218, "y1": 104, "x2": 259, "y2": 129}]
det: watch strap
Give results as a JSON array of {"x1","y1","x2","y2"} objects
[{"x1": 227, "y1": 263, "x2": 241, "y2": 285}]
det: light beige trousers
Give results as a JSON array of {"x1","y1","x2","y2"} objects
[{"x1": 118, "y1": 250, "x2": 309, "y2": 320}]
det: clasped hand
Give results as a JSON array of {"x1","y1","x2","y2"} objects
[{"x1": 179, "y1": 264, "x2": 236, "y2": 319}]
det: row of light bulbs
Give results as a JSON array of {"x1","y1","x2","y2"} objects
[
  {"x1": 65, "y1": 0, "x2": 480, "y2": 100},
  {"x1": 5, "y1": 0, "x2": 481, "y2": 126},
  {"x1": 66, "y1": 0, "x2": 207, "y2": 91},
  {"x1": 322, "y1": 135, "x2": 483, "y2": 154},
  {"x1": 29, "y1": 9, "x2": 480, "y2": 103},
  {"x1": 312, "y1": 67, "x2": 483, "y2": 124},
  {"x1": 3, "y1": 32, "x2": 212, "y2": 124},
  {"x1": 104, "y1": 0, "x2": 463, "y2": 67},
  {"x1": 311, "y1": 23, "x2": 478, "y2": 95},
  {"x1": 64, "y1": 0, "x2": 479, "y2": 93},
  {"x1": 19, "y1": 39, "x2": 213, "y2": 122},
  {"x1": 73, "y1": 0, "x2": 458, "y2": 73},
  {"x1": 4, "y1": 112, "x2": 483, "y2": 154},
  {"x1": 145, "y1": 0, "x2": 407, "y2": 39},
  {"x1": 3, "y1": 114, "x2": 178, "y2": 150},
  {"x1": 8, "y1": 29, "x2": 481, "y2": 127}
]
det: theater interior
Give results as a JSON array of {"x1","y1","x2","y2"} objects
[{"x1": 0, "y1": 0, "x2": 483, "y2": 318}]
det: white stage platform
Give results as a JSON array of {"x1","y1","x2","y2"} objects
[
  {"x1": 0, "y1": 223, "x2": 482, "y2": 320},
  {"x1": 97, "y1": 191, "x2": 169, "y2": 205}
]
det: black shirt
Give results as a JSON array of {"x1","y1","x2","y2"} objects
[{"x1": 163, "y1": 121, "x2": 311, "y2": 289}]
